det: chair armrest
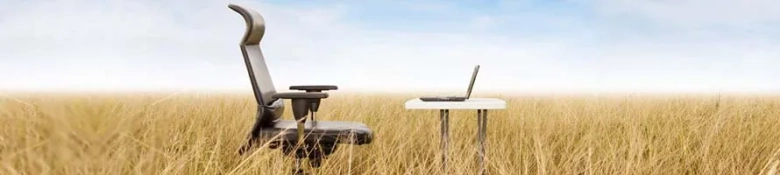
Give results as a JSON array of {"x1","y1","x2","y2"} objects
[
  {"x1": 272, "y1": 92, "x2": 328, "y2": 99},
  {"x1": 289, "y1": 85, "x2": 338, "y2": 92},
  {"x1": 272, "y1": 92, "x2": 327, "y2": 122}
]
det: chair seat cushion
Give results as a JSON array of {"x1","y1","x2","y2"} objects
[{"x1": 258, "y1": 120, "x2": 373, "y2": 145}]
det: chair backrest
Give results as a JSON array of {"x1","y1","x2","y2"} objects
[
  {"x1": 228, "y1": 4, "x2": 278, "y2": 106},
  {"x1": 229, "y1": 4, "x2": 285, "y2": 127}
]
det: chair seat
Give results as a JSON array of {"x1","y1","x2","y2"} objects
[{"x1": 259, "y1": 120, "x2": 373, "y2": 145}]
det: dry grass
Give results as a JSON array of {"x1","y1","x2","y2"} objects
[{"x1": 1, "y1": 92, "x2": 780, "y2": 175}]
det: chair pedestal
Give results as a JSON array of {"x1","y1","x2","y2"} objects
[{"x1": 282, "y1": 141, "x2": 339, "y2": 174}]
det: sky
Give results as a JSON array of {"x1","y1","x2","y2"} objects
[{"x1": 1, "y1": 0, "x2": 779, "y2": 93}]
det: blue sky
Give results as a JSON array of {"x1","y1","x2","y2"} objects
[{"x1": 1, "y1": 0, "x2": 779, "y2": 93}]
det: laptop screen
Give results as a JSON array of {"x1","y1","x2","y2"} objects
[{"x1": 465, "y1": 65, "x2": 480, "y2": 99}]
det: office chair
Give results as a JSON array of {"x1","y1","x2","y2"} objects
[{"x1": 228, "y1": 4, "x2": 374, "y2": 174}]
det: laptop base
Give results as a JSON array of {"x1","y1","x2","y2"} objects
[{"x1": 420, "y1": 96, "x2": 467, "y2": 102}]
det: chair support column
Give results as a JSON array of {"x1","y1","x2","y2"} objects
[
  {"x1": 290, "y1": 99, "x2": 311, "y2": 174},
  {"x1": 294, "y1": 120, "x2": 306, "y2": 174}
]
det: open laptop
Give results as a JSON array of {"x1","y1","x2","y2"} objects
[{"x1": 419, "y1": 65, "x2": 480, "y2": 102}]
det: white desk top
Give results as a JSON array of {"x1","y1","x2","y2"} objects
[{"x1": 405, "y1": 98, "x2": 506, "y2": 110}]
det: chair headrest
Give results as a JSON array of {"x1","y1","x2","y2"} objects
[{"x1": 228, "y1": 4, "x2": 266, "y2": 45}]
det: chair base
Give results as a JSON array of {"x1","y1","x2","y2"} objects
[
  {"x1": 283, "y1": 142, "x2": 338, "y2": 175},
  {"x1": 281, "y1": 142, "x2": 338, "y2": 168}
]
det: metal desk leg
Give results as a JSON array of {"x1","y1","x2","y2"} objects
[
  {"x1": 477, "y1": 109, "x2": 488, "y2": 175},
  {"x1": 440, "y1": 109, "x2": 450, "y2": 173}
]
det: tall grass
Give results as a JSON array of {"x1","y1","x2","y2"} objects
[{"x1": 1, "y1": 92, "x2": 779, "y2": 174}]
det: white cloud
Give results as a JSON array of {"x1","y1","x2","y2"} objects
[
  {"x1": 0, "y1": 0, "x2": 565, "y2": 92},
  {"x1": 583, "y1": 0, "x2": 780, "y2": 26},
  {"x1": 0, "y1": 0, "x2": 778, "y2": 93}
]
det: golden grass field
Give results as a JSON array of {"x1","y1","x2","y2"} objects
[{"x1": 1, "y1": 92, "x2": 780, "y2": 175}]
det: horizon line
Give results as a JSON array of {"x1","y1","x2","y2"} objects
[{"x1": 2, "y1": 89, "x2": 780, "y2": 96}]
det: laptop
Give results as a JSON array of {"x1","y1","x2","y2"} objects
[{"x1": 419, "y1": 65, "x2": 480, "y2": 102}]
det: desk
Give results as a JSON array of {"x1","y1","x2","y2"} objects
[{"x1": 405, "y1": 98, "x2": 506, "y2": 174}]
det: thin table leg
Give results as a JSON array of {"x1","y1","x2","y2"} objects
[
  {"x1": 440, "y1": 109, "x2": 450, "y2": 174},
  {"x1": 477, "y1": 109, "x2": 488, "y2": 175}
]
